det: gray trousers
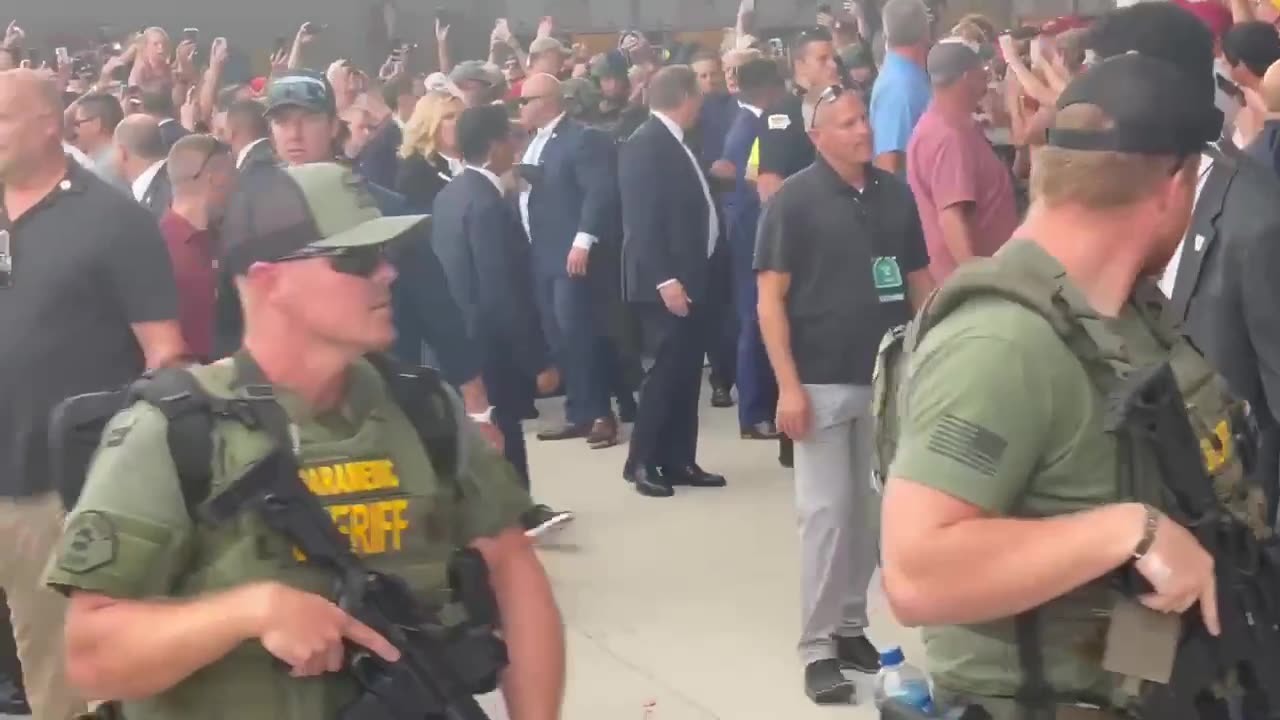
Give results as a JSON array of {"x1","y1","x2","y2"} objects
[{"x1": 794, "y1": 383, "x2": 879, "y2": 665}]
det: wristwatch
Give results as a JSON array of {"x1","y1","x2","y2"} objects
[
  {"x1": 1132, "y1": 504, "x2": 1161, "y2": 560},
  {"x1": 468, "y1": 406, "x2": 495, "y2": 424}
]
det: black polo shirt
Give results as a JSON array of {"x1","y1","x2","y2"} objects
[
  {"x1": 758, "y1": 93, "x2": 815, "y2": 180},
  {"x1": 0, "y1": 160, "x2": 178, "y2": 497},
  {"x1": 754, "y1": 156, "x2": 928, "y2": 385}
]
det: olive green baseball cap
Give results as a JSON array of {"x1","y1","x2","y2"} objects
[{"x1": 221, "y1": 162, "x2": 429, "y2": 276}]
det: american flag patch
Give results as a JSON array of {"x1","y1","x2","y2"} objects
[{"x1": 927, "y1": 414, "x2": 1008, "y2": 477}]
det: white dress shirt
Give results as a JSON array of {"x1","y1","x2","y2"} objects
[
  {"x1": 517, "y1": 113, "x2": 597, "y2": 252},
  {"x1": 466, "y1": 165, "x2": 505, "y2": 194},
  {"x1": 236, "y1": 137, "x2": 269, "y2": 169},
  {"x1": 131, "y1": 159, "x2": 166, "y2": 203},
  {"x1": 651, "y1": 110, "x2": 719, "y2": 289},
  {"x1": 738, "y1": 101, "x2": 764, "y2": 118},
  {"x1": 1159, "y1": 153, "x2": 1215, "y2": 299},
  {"x1": 444, "y1": 154, "x2": 465, "y2": 177}
]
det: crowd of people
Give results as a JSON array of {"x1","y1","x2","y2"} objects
[{"x1": 0, "y1": 0, "x2": 1278, "y2": 716}]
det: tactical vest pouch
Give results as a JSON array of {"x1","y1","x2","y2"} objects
[{"x1": 49, "y1": 368, "x2": 220, "y2": 514}]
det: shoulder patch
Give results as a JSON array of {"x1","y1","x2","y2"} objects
[
  {"x1": 767, "y1": 114, "x2": 791, "y2": 130},
  {"x1": 58, "y1": 511, "x2": 118, "y2": 574}
]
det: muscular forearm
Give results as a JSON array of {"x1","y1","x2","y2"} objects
[
  {"x1": 486, "y1": 534, "x2": 564, "y2": 720},
  {"x1": 64, "y1": 586, "x2": 260, "y2": 700},
  {"x1": 757, "y1": 292, "x2": 801, "y2": 392},
  {"x1": 883, "y1": 498, "x2": 1144, "y2": 627}
]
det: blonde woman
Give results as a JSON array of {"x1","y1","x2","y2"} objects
[{"x1": 394, "y1": 91, "x2": 465, "y2": 211}]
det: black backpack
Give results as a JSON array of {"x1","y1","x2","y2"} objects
[{"x1": 48, "y1": 354, "x2": 462, "y2": 514}]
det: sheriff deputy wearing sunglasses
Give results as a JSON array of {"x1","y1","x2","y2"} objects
[{"x1": 44, "y1": 162, "x2": 566, "y2": 720}]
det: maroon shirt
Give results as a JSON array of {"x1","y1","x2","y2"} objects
[
  {"x1": 906, "y1": 105, "x2": 1019, "y2": 283},
  {"x1": 158, "y1": 211, "x2": 216, "y2": 360}
]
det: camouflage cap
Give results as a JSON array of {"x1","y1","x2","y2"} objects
[{"x1": 221, "y1": 163, "x2": 428, "y2": 276}]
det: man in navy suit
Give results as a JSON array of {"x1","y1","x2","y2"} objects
[
  {"x1": 620, "y1": 66, "x2": 730, "y2": 498},
  {"x1": 432, "y1": 104, "x2": 573, "y2": 534},
  {"x1": 516, "y1": 73, "x2": 624, "y2": 450}
]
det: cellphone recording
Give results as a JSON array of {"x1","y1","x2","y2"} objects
[
  {"x1": 183, "y1": 27, "x2": 199, "y2": 42},
  {"x1": 302, "y1": 22, "x2": 327, "y2": 35}
]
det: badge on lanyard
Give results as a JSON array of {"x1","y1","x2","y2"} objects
[{"x1": 872, "y1": 256, "x2": 904, "y2": 302}]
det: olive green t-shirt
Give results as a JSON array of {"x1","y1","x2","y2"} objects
[
  {"x1": 43, "y1": 358, "x2": 532, "y2": 720},
  {"x1": 888, "y1": 242, "x2": 1167, "y2": 701}
]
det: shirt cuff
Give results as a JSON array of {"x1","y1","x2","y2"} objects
[
  {"x1": 656, "y1": 279, "x2": 679, "y2": 290},
  {"x1": 572, "y1": 232, "x2": 598, "y2": 249}
]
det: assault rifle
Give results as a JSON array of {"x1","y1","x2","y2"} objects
[
  {"x1": 1107, "y1": 363, "x2": 1280, "y2": 720},
  {"x1": 203, "y1": 448, "x2": 507, "y2": 720}
]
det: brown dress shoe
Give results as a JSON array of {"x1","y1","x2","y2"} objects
[{"x1": 586, "y1": 416, "x2": 620, "y2": 449}]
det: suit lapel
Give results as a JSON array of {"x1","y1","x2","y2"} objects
[{"x1": 1169, "y1": 153, "x2": 1234, "y2": 322}]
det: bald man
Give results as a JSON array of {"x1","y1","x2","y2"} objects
[
  {"x1": 0, "y1": 68, "x2": 186, "y2": 720},
  {"x1": 114, "y1": 113, "x2": 171, "y2": 215},
  {"x1": 517, "y1": 73, "x2": 626, "y2": 447},
  {"x1": 1245, "y1": 59, "x2": 1280, "y2": 176},
  {"x1": 161, "y1": 135, "x2": 236, "y2": 359}
]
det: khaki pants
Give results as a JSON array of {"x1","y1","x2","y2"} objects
[{"x1": 0, "y1": 493, "x2": 86, "y2": 720}]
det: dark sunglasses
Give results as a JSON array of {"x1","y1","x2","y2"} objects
[
  {"x1": 274, "y1": 244, "x2": 388, "y2": 278},
  {"x1": 268, "y1": 77, "x2": 334, "y2": 111}
]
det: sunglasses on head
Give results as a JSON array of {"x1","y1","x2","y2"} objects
[
  {"x1": 273, "y1": 244, "x2": 388, "y2": 278},
  {"x1": 809, "y1": 83, "x2": 848, "y2": 129}
]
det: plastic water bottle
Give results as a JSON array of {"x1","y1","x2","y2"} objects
[{"x1": 873, "y1": 646, "x2": 936, "y2": 713}]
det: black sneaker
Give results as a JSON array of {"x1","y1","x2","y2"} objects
[
  {"x1": 835, "y1": 634, "x2": 881, "y2": 674},
  {"x1": 521, "y1": 504, "x2": 575, "y2": 539},
  {"x1": 804, "y1": 659, "x2": 855, "y2": 704}
]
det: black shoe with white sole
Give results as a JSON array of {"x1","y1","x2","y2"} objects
[
  {"x1": 804, "y1": 659, "x2": 855, "y2": 704},
  {"x1": 521, "y1": 504, "x2": 575, "y2": 538}
]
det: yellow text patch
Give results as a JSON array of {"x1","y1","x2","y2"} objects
[{"x1": 300, "y1": 459, "x2": 401, "y2": 497}]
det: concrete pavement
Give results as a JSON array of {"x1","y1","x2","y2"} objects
[{"x1": 475, "y1": 388, "x2": 925, "y2": 720}]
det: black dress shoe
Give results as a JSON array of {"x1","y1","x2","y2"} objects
[
  {"x1": 662, "y1": 464, "x2": 727, "y2": 488},
  {"x1": 625, "y1": 465, "x2": 674, "y2": 497},
  {"x1": 741, "y1": 421, "x2": 782, "y2": 440},
  {"x1": 536, "y1": 423, "x2": 591, "y2": 441},
  {"x1": 834, "y1": 634, "x2": 881, "y2": 674},
  {"x1": 586, "y1": 417, "x2": 620, "y2": 449},
  {"x1": 710, "y1": 386, "x2": 735, "y2": 408}
]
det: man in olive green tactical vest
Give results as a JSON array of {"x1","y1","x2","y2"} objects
[
  {"x1": 42, "y1": 163, "x2": 566, "y2": 720},
  {"x1": 877, "y1": 54, "x2": 1246, "y2": 718}
]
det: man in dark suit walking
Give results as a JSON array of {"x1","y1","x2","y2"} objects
[
  {"x1": 620, "y1": 66, "x2": 729, "y2": 498},
  {"x1": 433, "y1": 104, "x2": 573, "y2": 534},
  {"x1": 517, "y1": 73, "x2": 624, "y2": 450},
  {"x1": 1090, "y1": 1, "x2": 1280, "y2": 523},
  {"x1": 113, "y1": 114, "x2": 172, "y2": 217}
]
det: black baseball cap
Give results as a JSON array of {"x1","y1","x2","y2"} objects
[
  {"x1": 264, "y1": 69, "x2": 337, "y2": 117},
  {"x1": 221, "y1": 163, "x2": 427, "y2": 277},
  {"x1": 1046, "y1": 53, "x2": 1223, "y2": 156}
]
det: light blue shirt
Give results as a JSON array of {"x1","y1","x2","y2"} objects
[{"x1": 869, "y1": 50, "x2": 932, "y2": 160}]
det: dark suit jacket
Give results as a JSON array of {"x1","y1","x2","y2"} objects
[
  {"x1": 141, "y1": 164, "x2": 172, "y2": 217},
  {"x1": 238, "y1": 138, "x2": 277, "y2": 171},
  {"x1": 157, "y1": 118, "x2": 189, "y2": 152},
  {"x1": 619, "y1": 116, "x2": 718, "y2": 305},
  {"x1": 357, "y1": 119, "x2": 404, "y2": 191},
  {"x1": 1169, "y1": 144, "x2": 1280, "y2": 511},
  {"x1": 431, "y1": 169, "x2": 549, "y2": 415},
  {"x1": 525, "y1": 117, "x2": 620, "y2": 279},
  {"x1": 395, "y1": 152, "x2": 453, "y2": 214},
  {"x1": 1245, "y1": 120, "x2": 1280, "y2": 179},
  {"x1": 691, "y1": 92, "x2": 738, "y2": 172}
]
